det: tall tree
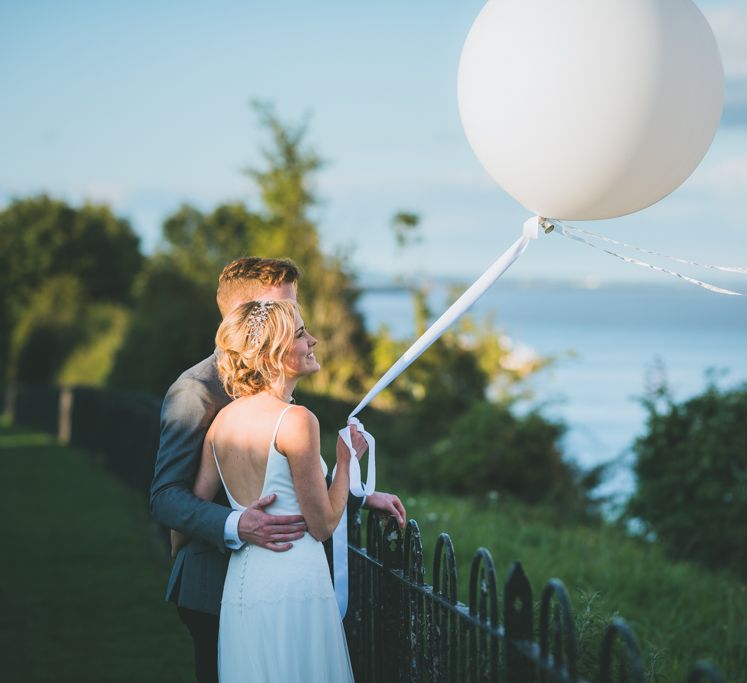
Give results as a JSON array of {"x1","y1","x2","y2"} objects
[
  {"x1": 110, "y1": 104, "x2": 371, "y2": 398},
  {"x1": 161, "y1": 203, "x2": 265, "y2": 286},
  {"x1": 245, "y1": 101, "x2": 324, "y2": 264},
  {"x1": 108, "y1": 257, "x2": 219, "y2": 395},
  {"x1": 246, "y1": 102, "x2": 371, "y2": 396},
  {"x1": 0, "y1": 195, "x2": 143, "y2": 382}
]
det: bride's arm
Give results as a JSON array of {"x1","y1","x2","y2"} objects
[
  {"x1": 170, "y1": 425, "x2": 222, "y2": 556},
  {"x1": 280, "y1": 406, "x2": 351, "y2": 542},
  {"x1": 193, "y1": 423, "x2": 221, "y2": 501}
]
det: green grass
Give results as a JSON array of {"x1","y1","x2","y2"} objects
[
  {"x1": 392, "y1": 493, "x2": 746, "y2": 682},
  {"x1": 0, "y1": 420, "x2": 194, "y2": 682}
]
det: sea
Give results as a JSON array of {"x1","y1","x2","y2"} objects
[{"x1": 358, "y1": 282, "x2": 747, "y2": 501}]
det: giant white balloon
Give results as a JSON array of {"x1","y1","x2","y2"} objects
[{"x1": 458, "y1": 0, "x2": 724, "y2": 221}]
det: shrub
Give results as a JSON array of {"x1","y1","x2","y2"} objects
[
  {"x1": 628, "y1": 381, "x2": 747, "y2": 577},
  {"x1": 401, "y1": 400, "x2": 598, "y2": 517},
  {"x1": 107, "y1": 258, "x2": 218, "y2": 396},
  {"x1": 10, "y1": 275, "x2": 86, "y2": 384}
]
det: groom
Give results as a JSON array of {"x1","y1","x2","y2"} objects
[{"x1": 151, "y1": 256, "x2": 405, "y2": 683}]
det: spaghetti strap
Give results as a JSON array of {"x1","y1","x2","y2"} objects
[
  {"x1": 212, "y1": 442, "x2": 246, "y2": 511},
  {"x1": 270, "y1": 404, "x2": 296, "y2": 453}
]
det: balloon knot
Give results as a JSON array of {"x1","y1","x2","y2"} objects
[{"x1": 522, "y1": 216, "x2": 541, "y2": 240}]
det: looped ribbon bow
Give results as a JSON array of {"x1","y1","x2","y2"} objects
[{"x1": 331, "y1": 417, "x2": 376, "y2": 618}]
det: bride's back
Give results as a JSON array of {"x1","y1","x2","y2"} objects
[{"x1": 209, "y1": 393, "x2": 291, "y2": 508}]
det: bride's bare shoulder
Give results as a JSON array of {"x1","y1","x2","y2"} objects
[
  {"x1": 277, "y1": 405, "x2": 319, "y2": 455},
  {"x1": 209, "y1": 396, "x2": 261, "y2": 436},
  {"x1": 281, "y1": 405, "x2": 318, "y2": 433}
]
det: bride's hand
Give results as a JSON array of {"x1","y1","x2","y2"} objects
[
  {"x1": 350, "y1": 424, "x2": 368, "y2": 461},
  {"x1": 336, "y1": 425, "x2": 367, "y2": 462}
]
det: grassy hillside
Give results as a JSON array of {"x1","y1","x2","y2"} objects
[{"x1": 401, "y1": 493, "x2": 745, "y2": 682}]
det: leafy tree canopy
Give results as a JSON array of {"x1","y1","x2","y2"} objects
[
  {"x1": 628, "y1": 378, "x2": 747, "y2": 577},
  {"x1": 0, "y1": 195, "x2": 143, "y2": 382},
  {"x1": 110, "y1": 103, "x2": 370, "y2": 397},
  {"x1": 108, "y1": 257, "x2": 219, "y2": 395},
  {"x1": 0, "y1": 195, "x2": 142, "y2": 306}
]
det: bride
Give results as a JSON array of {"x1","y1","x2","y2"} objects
[{"x1": 187, "y1": 299, "x2": 363, "y2": 682}]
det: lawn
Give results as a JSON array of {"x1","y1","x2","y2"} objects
[{"x1": 0, "y1": 420, "x2": 194, "y2": 682}]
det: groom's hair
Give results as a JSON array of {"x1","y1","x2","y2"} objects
[{"x1": 216, "y1": 257, "x2": 301, "y2": 317}]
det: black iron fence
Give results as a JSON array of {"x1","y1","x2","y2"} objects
[
  {"x1": 345, "y1": 511, "x2": 727, "y2": 683},
  {"x1": 2, "y1": 385, "x2": 728, "y2": 683}
]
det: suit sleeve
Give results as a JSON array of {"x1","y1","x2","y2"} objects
[{"x1": 150, "y1": 377, "x2": 231, "y2": 551}]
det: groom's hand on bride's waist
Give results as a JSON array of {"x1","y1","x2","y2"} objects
[{"x1": 238, "y1": 493, "x2": 307, "y2": 551}]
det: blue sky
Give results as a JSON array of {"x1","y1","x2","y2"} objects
[{"x1": 2, "y1": 0, "x2": 746, "y2": 286}]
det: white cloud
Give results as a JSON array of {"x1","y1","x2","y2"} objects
[
  {"x1": 70, "y1": 182, "x2": 130, "y2": 206},
  {"x1": 689, "y1": 151, "x2": 747, "y2": 194},
  {"x1": 645, "y1": 194, "x2": 712, "y2": 219},
  {"x1": 704, "y1": 5, "x2": 747, "y2": 78},
  {"x1": 703, "y1": 5, "x2": 747, "y2": 125},
  {"x1": 318, "y1": 163, "x2": 495, "y2": 195}
]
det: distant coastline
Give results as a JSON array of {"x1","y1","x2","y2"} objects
[
  {"x1": 356, "y1": 274, "x2": 747, "y2": 294},
  {"x1": 358, "y1": 281, "x2": 747, "y2": 499}
]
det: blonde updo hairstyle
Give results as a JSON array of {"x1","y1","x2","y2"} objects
[{"x1": 216, "y1": 300, "x2": 298, "y2": 399}]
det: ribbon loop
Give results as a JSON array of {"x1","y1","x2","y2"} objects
[{"x1": 338, "y1": 417, "x2": 376, "y2": 497}]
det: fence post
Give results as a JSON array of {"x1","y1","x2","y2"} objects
[
  {"x1": 382, "y1": 516, "x2": 405, "y2": 682},
  {"x1": 58, "y1": 386, "x2": 73, "y2": 444},
  {"x1": 345, "y1": 510, "x2": 364, "y2": 679},
  {"x1": 3, "y1": 385, "x2": 16, "y2": 420},
  {"x1": 403, "y1": 521, "x2": 425, "y2": 682},
  {"x1": 432, "y1": 533, "x2": 458, "y2": 682},
  {"x1": 468, "y1": 548, "x2": 500, "y2": 681},
  {"x1": 539, "y1": 579, "x2": 578, "y2": 682},
  {"x1": 367, "y1": 512, "x2": 384, "y2": 683},
  {"x1": 600, "y1": 618, "x2": 644, "y2": 683},
  {"x1": 504, "y1": 561, "x2": 534, "y2": 683}
]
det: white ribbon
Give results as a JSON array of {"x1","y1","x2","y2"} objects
[
  {"x1": 330, "y1": 216, "x2": 539, "y2": 618},
  {"x1": 331, "y1": 417, "x2": 376, "y2": 618},
  {"x1": 558, "y1": 223, "x2": 747, "y2": 275},
  {"x1": 552, "y1": 221, "x2": 745, "y2": 296},
  {"x1": 337, "y1": 417, "x2": 376, "y2": 497},
  {"x1": 350, "y1": 216, "x2": 540, "y2": 419}
]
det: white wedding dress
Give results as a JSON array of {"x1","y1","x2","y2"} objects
[{"x1": 214, "y1": 405, "x2": 355, "y2": 682}]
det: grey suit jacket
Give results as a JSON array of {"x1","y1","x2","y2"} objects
[
  {"x1": 151, "y1": 352, "x2": 232, "y2": 615},
  {"x1": 150, "y1": 351, "x2": 363, "y2": 616}
]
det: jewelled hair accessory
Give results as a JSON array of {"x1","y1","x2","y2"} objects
[{"x1": 247, "y1": 300, "x2": 274, "y2": 346}]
